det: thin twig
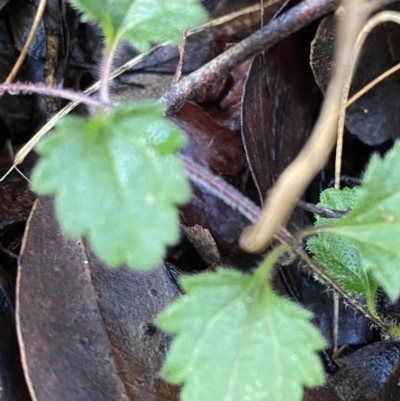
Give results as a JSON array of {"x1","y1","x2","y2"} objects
[
  {"x1": 347, "y1": 62, "x2": 400, "y2": 107},
  {"x1": 293, "y1": 245, "x2": 386, "y2": 331},
  {"x1": 179, "y1": 154, "x2": 261, "y2": 223},
  {"x1": 173, "y1": 30, "x2": 188, "y2": 84},
  {"x1": 179, "y1": 155, "x2": 295, "y2": 246},
  {"x1": 0, "y1": 83, "x2": 102, "y2": 108},
  {"x1": 188, "y1": 0, "x2": 281, "y2": 35},
  {"x1": 296, "y1": 199, "x2": 347, "y2": 218},
  {"x1": 3, "y1": 0, "x2": 47, "y2": 86},
  {"x1": 239, "y1": 0, "x2": 368, "y2": 253},
  {"x1": 180, "y1": 154, "x2": 385, "y2": 330},
  {"x1": 332, "y1": 294, "x2": 339, "y2": 352},
  {"x1": 162, "y1": 0, "x2": 341, "y2": 116},
  {"x1": 0, "y1": 243, "x2": 18, "y2": 259},
  {"x1": 261, "y1": 0, "x2": 265, "y2": 27},
  {"x1": 0, "y1": 0, "x2": 342, "y2": 180},
  {"x1": 335, "y1": 11, "x2": 400, "y2": 187},
  {"x1": 0, "y1": 44, "x2": 168, "y2": 181}
]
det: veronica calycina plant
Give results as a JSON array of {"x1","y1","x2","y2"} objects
[
  {"x1": 31, "y1": 0, "x2": 207, "y2": 269},
  {"x1": 10, "y1": 0, "x2": 400, "y2": 399}
]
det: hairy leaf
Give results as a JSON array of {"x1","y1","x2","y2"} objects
[
  {"x1": 157, "y1": 268, "x2": 325, "y2": 401},
  {"x1": 31, "y1": 101, "x2": 190, "y2": 270},
  {"x1": 314, "y1": 187, "x2": 357, "y2": 219},
  {"x1": 323, "y1": 142, "x2": 400, "y2": 299},
  {"x1": 69, "y1": 0, "x2": 207, "y2": 49},
  {"x1": 307, "y1": 188, "x2": 379, "y2": 300}
]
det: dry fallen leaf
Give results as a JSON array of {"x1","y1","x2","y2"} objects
[{"x1": 17, "y1": 197, "x2": 180, "y2": 401}]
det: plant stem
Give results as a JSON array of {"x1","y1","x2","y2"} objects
[
  {"x1": 4, "y1": 0, "x2": 46, "y2": 85},
  {"x1": 162, "y1": 0, "x2": 340, "y2": 115},
  {"x1": 99, "y1": 40, "x2": 119, "y2": 105},
  {"x1": 256, "y1": 245, "x2": 289, "y2": 284},
  {"x1": 239, "y1": 1, "x2": 367, "y2": 254},
  {"x1": 296, "y1": 199, "x2": 347, "y2": 219},
  {"x1": 0, "y1": 83, "x2": 102, "y2": 109},
  {"x1": 180, "y1": 154, "x2": 389, "y2": 332},
  {"x1": 293, "y1": 245, "x2": 387, "y2": 331},
  {"x1": 365, "y1": 289, "x2": 379, "y2": 319},
  {"x1": 0, "y1": 44, "x2": 168, "y2": 182},
  {"x1": 180, "y1": 155, "x2": 297, "y2": 247},
  {"x1": 179, "y1": 154, "x2": 260, "y2": 223}
]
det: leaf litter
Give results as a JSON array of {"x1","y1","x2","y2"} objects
[{"x1": 1, "y1": 1, "x2": 400, "y2": 401}]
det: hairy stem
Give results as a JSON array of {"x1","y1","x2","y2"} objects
[
  {"x1": 179, "y1": 155, "x2": 295, "y2": 246},
  {"x1": 293, "y1": 245, "x2": 386, "y2": 331},
  {"x1": 180, "y1": 154, "x2": 388, "y2": 332},
  {"x1": 99, "y1": 41, "x2": 119, "y2": 105},
  {"x1": 256, "y1": 245, "x2": 290, "y2": 284},
  {"x1": 0, "y1": 83, "x2": 102, "y2": 109},
  {"x1": 365, "y1": 289, "x2": 379, "y2": 319}
]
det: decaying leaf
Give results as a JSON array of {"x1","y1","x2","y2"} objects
[
  {"x1": 310, "y1": 3, "x2": 400, "y2": 145},
  {"x1": 17, "y1": 197, "x2": 180, "y2": 401},
  {"x1": 181, "y1": 224, "x2": 221, "y2": 265},
  {"x1": 173, "y1": 102, "x2": 247, "y2": 174},
  {"x1": 327, "y1": 342, "x2": 400, "y2": 401},
  {"x1": 303, "y1": 384, "x2": 341, "y2": 401},
  {"x1": 241, "y1": 29, "x2": 320, "y2": 203}
]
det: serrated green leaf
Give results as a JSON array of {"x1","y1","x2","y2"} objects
[
  {"x1": 69, "y1": 0, "x2": 207, "y2": 50},
  {"x1": 157, "y1": 268, "x2": 325, "y2": 401},
  {"x1": 321, "y1": 142, "x2": 400, "y2": 299},
  {"x1": 307, "y1": 188, "x2": 379, "y2": 302},
  {"x1": 308, "y1": 234, "x2": 378, "y2": 298},
  {"x1": 314, "y1": 187, "x2": 357, "y2": 225},
  {"x1": 31, "y1": 101, "x2": 190, "y2": 270}
]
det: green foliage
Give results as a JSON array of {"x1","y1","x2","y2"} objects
[
  {"x1": 307, "y1": 188, "x2": 379, "y2": 305},
  {"x1": 31, "y1": 101, "x2": 190, "y2": 269},
  {"x1": 313, "y1": 187, "x2": 357, "y2": 217},
  {"x1": 320, "y1": 142, "x2": 400, "y2": 300},
  {"x1": 157, "y1": 267, "x2": 325, "y2": 401},
  {"x1": 69, "y1": 0, "x2": 207, "y2": 49},
  {"x1": 29, "y1": 0, "x2": 400, "y2": 398}
]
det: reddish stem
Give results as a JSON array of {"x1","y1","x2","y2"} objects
[
  {"x1": 99, "y1": 41, "x2": 118, "y2": 105},
  {"x1": 0, "y1": 83, "x2": 101, "y2": 109},
  {"x1": 179, "y1": 155, "x2": 295, "y2": 247},
  {"x1": 180, "y1": 154, "x2": 387, "y2": 332}
]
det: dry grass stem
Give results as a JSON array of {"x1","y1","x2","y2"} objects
[
  {"x1": 335, "y1": 10, "x2": 400, "y2": 187},
  {"x1": 0, "y1": 44, "x2": 168, "y2": 181},
  {"x1": 240, "y1": 0, "x2": 368, "y2": 253},
  {"x1": 3, "y1": 0, "x2": 47, "y2": 86}
]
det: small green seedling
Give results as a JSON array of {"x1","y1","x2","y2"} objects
[{"x1": 4, "y1": 1, "x2": 400, "y2": 400}]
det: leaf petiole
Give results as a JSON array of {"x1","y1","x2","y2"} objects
[
  {"x1": 99, "y1": 39, "x2": 120, "y2": 105},
  {"x1": 255, "y1": 244, "x2": 290, "y2": 286}
]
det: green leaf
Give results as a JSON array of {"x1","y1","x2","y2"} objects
[
  {"x1": 308, "y1": 234, "x2": 378, "y2": 298},
  {"x1": 322, "y1": 142, "x2": 400, "y2": 299},
  {"x1": 69, "y1": 0, "x2": 207, "y2": 49},
  {"x1": 313, "y1": 187, "x2": 357, "y2": 225},
  {"x1": 31, "y1": 101, "x2": 190, "y2": 270},
  {"x1": 157, "y1": 268, "x2": 325, "y2": 401},
  {"x1": 307, "y1": 188, "x2": 379, "y2": 301}
]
